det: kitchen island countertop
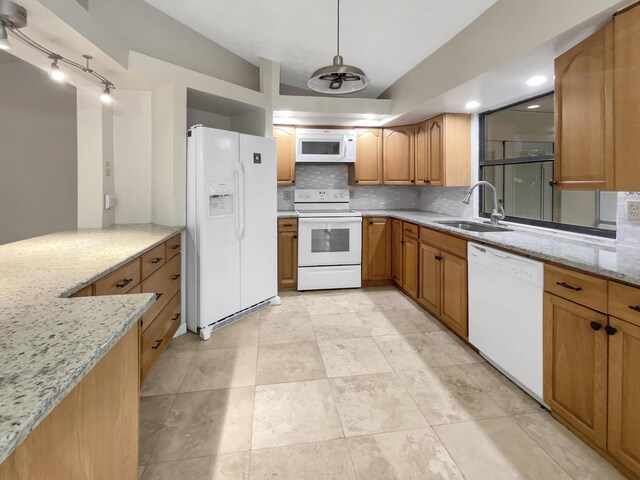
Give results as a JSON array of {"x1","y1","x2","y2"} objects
[{"x1": 0, "y1": 224, "x2": 182, "y2": 464}]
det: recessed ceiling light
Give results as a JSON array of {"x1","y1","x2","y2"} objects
[
  {"x1": 526, "y1": 75, "x2": 547, "y2": 87},
  {"x1": 465, "y1": 100, "x2": 481, "y2": 110},
  {"x1": 527, "y1": 104, "x2": 540, "y2": 109}
]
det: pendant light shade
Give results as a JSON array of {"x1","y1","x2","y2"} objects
[{"x1": 308, "y1": 0, "x2": 368, "y2": 94}]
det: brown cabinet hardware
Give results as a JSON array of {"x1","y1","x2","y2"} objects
[
  {"x1": 556, "y1": 281, "x2": 582, "y2": 292},
  {"x1": 590, "y1": 321, "x2": 603, "y2": 331},
  {"x1": 116, "y1": 278, "x2": 133, "y2": 289},
  {"x1": 605, "y1": 325, "x2": 617, "y2": 336},
  {"x1": 629, "y1": 305, "x2": 640, "y2": 312},
  {"x1": 152, "y1": 339, "x2": 163, "y2": 350},
  {"x1": 172, "y1": 313, "x2": 180, "y2": 321},
  {"x1": 171, "y1": 274, "x2": 181, "y2": 280},
  {"x1": 155, "y1": 292, "x2": 163, "y2": 299},
  {"x1": 151, "y1": 257, "x2": 163, "y2": 264}
]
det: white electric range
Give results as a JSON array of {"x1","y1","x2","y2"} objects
[{"x1": 294, "y1": 189, "x2": 362, "y2": 290}]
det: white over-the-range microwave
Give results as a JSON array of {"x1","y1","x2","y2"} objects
[{"x1": 295, "y1": 128, "x2": 356, "y2": 163}]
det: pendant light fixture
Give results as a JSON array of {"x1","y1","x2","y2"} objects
[{"x1": 308, "y1": 0, "x2": 369, "y2": 94}]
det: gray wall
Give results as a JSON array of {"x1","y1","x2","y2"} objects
[{"x1": 0, "y1": 55, "x2": 78, "y2": 244}]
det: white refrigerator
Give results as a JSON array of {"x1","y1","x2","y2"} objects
[{"x1": 186, "y1": 126, "x2": 278, "y2": 340}]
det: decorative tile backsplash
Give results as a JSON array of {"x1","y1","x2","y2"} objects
[
  {"x1": 617, "y1": 192, "x2": 640, "y2": 247},
  {"x1": 417, "y1": 186, "x2": 473, "y2": 217}
]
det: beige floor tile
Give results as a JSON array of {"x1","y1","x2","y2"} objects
[
  {"x1": 358, "y1": 309, "x2": 437, "y2": 336},
  {"x1": 397, "y1": 366, "x2": 506, "y2": 425},
  {"x1": 347, "y1": 427, "x2": 464, "y2": 480},
  {"x1": 330, "y1": 372, "x2": 427, "y2": 437},
  {"x1": 149, "y1": 386, "x2": 254, "y2": 463},
  {"x1": 310, "y1": 313, "x2": 370, "y2": 341},
  {"x1": 250, "y1": 439, "x2": 357, "y2": 480},
  {"x1": 346, "y1": 289, "x2": 416, "y2": 312},
  {"x1": 260, "y1": 296, "x2": 309, "y2": 319},
  {"x1": 139, "y1": 394, "x2": 176, "y2": 465},
  {"x1": 180, "y1": 346, "x2": 257, "y2": 392},
  {"x1": 166, "y1": 332, "x2": 202, "y2": 353},
  {"x1": 302, "y1": 289, "x2": 345, "y2": 297},
  {"x1": 317, "y1": 337, "x2": 393, "y2": 377},
  {"x1": 427, "y1": 331, "x2": 484, "y2": 365},
  {"x1": 304, "y1": 293, "x2": 355, "y2": 315},
  {"x1": 374, "y1": 333, "x2": 456, "y2": 371},
  {"x1": 200, "y1": 314, "x2": 260, "y2": 349},
  {"x1": 252, "y1": 379, "x2": 343, "y2": 450},
  {"x1": 140, "y1": 452, "x2": 250, "y2": 480},
  {"x1": 259, "y1": 315, "x2": 316, "y2": 344},
  {"x1": 434, "y1": 417, "x2": 571, "y2": 480},
  {"x1": 140, "y1": 350, "x2": 195, "y2": 397},
  {"x1": 256, "y1": 341, "x2": 326, "y2": 385},
  {"x1": 513, "y1": 412, "x2": 626, "y2": 480},
  {"x1": 459, "y1": 363, "x2": 541, "y2": 416}
]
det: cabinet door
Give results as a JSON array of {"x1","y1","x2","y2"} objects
[
  {"x1": 391, "y1": 219, "x2": 404, "y2": 286},
  {"x1": 543, "y1": 293, "x2": 608, "y2": 448},
  {"x1": 403, "y1": 237, "x2": 419, "y2": 299},
  {"x1": 350, "y1": 128, "x2": 383, "y2": 185},
  {"x1": 383, "y1": 126, "x2": 415, "y2": 185},
  {"x1": 363, "y1": 218, "x2": 391, "y2": 281},
  {"x1": 274, "y1": 126, "x2": 296, "y2": 185},
  {"x1": 418, "y1": 242, "x2": 441, "y2": 316},
  {"x1": 414, "y1": 121, "x2": 430, "y2": 185},
  {"x1": 278, "y1": 230, "x2": 298, "y2": 289},
  {"x1": 440, "y1": 252, "x2": 467, "y2": 338},
  {"x1": 614, "y1": 5, "x2": 640, "y2": 191},
  {"x1": 426, "y1": 115, "x2": 445, "y2": 186},
  {"x1": 554, "y1": 24, "x2": 614, "y2": 190},
  {"x1": 608, "y1": 317, "x2": 640, "y2": 476}
]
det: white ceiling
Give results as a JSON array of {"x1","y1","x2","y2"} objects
[{"x1": 143, "y1": 0, "x2": 498, "y2": 98}]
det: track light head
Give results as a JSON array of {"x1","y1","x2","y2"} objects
[
  {"x1": 49, "y1": 57, "x2": 65, "y2": 81},
  {"x1": 100, "y1": 84, "x2": 112, "y2": 104}
]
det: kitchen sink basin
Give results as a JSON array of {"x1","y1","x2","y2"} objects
[{"x1": 435, "y1": 220, "x2": 513, "y2": 233}]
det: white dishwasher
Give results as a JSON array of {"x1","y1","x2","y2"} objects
[{"x1": 468, "y1": 242, "x2": 545, "y2": 404}]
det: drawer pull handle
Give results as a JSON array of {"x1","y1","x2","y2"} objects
[
  {"x1": 151, "y1": 257, "x2": 163, "y2": 264},
  {"x1": 155, "y1": 292, "x2": 163, "y2": 299},
  {"x1": 605, "y1": 325, "x2": 617, "y2": 336},
  {"x1": 152, "y1": 339, "x2": 163, "y2": 349},
  {"x1": 282, "y1": 223, "x2": 293, "y2": 227},
  {"x1": 556, "y1": 281, "x2": 582, "y2": 292},
  {"x1": 629, "y1": 305, "x2": 640, "y2": 313},
  {"x1": 116, "y1": 278, "x2": 133, "y2": 288},
  {"x1": 172, "y1": 274, "x2": 181, "y2": 280},
  {"x1": 170, "y1": 244, "x2": 180, "y2": 250},
  {"x1": 172, "y1": 313, "x2": 181, "y2": 321},
  {"x1": 590, "y1": 321, "x2": 602, "y2": 331}
]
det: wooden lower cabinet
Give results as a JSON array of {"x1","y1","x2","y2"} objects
[
  {"x1": 278, "y1": 219, "x2": 298, "y2": 289},
  {"x1": 362, "y1": 217, "x2": 391, "y2": 282},
  {"x1": 391, "y1": 219, "x2": 403, "y2": 286},
  {"x1": 607, "y1": 316, "x2": 640, "y2": 476},
  {"x1": 402, "y1": 236, "x2": 419, "y2": 298},
  {"x1": 543, "y1": 293, "x2": 609, "y2": 449},
  {"x1": 418, "y1": 242, "x2": 441, "y2": 315},
  {"x1": 440, "y1": 252, "x2": 468, "y2": 338},
  {"x1": 0, "y1": 325, "x2": 139, "y2": 480}
]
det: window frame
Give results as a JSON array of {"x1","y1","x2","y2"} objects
[{"x1": 478, "y1": 92, "x2": 616, "y2": 239}]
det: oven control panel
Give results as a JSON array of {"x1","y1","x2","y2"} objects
[{"x1": 294, "y1": 189, "x2": 349, "y2": 202}]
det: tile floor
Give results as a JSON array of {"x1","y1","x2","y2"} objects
[{"x1": 138, "y1": 286, "x2": 626, "y2": 480}]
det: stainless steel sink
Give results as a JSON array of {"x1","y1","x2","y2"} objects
[{"x1": 435, "y1": 220, "x2": 513, "y2": 233}]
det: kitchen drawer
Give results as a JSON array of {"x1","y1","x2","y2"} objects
[
  {"x1": 141, "y1": 292, "x2": 181, "y2": 381},
  {"x1": 544, "y1": 264, "x2": 608, "y2": 313},
  {"x1": 609, "y1": 281, "x2": 640, "y2": 327},
  {"x1": 165, "y1": 234, "x2": 181, "y2": 261},
  {"x1": 278, "y1": 218, "x2": 298, "y2": 232},
  {"x1": 141, "y1": 286, "x2": 179, "y2": 333},
  {"x1": 141, "y1": 243, "x2": 166, "y2": 280},
  {"x1": 402, "y1": 222, "x2": 419, "y2": 239},
  {"x1": 419, "y1": 227, "x2": 467, "y2": 259},
  {"x1": 94, "y1": 258, "x2": 141, "y2": 296},
  {"x1": 70, "y1": 285, "x2": 92, "y2": 298},
  {"x1": 141, "y1": 253, "x2": 181, "y2": 321}
]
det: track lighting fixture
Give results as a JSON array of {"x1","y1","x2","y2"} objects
[
  {"x1": 0, "y1": 23, "x2": 10, "y2": 50},
  {"x1": 49, "y1": 56, "x2": 65, "y2": 82},
  {"x1": 100, "y1": 84, "x2": 112, "y2": 104}
]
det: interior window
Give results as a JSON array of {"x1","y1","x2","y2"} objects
[{"x1": 479, "y1": 94, "x2": 617, "y2": 237}]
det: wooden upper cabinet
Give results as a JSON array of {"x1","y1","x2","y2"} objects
[
  {"x1": 383, "y1": 126, "x2": 415, "y2": 185},
  {"x1": 613, "y1": 4, "x2": 640, "y2": 191},
  {"x1": 607, "y1": 316, "x2": 640, "y2": 476},
  {"x1": 415, "y1": 114, "x2": 471, "y2": 187},
  {"x1": 543, "y1": 293, "x2": 609, "y2": 449},
  {"x1": 362, "y1": 218, "x2": 391, "y2": 281},
  {"x1": 274, "y1": 126, "x2": 296, "y2": 186},
  {"x1": 554, "y1": 23, "x2": 614, "y2": 190},
  {"x1": 349, "y1": 128, "x2": 383, "y2": 185}
]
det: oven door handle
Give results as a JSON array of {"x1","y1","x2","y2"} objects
[{"x1": 298, "y1": 217, "x2": 362, "y2": 224}]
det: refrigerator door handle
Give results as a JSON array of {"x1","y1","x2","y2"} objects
[
  {"x1": 239, "y1": 162, "x2": 247, "y2": 240},
  {"x1": 234, "y1": 168, "x2": 242, "y2": 240}
]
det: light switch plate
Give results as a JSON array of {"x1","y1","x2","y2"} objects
[
  {"x1": 627, "y1": 201, "x2": 640, "y2": 220},
  {"x1": 283, "y1": 191, "x2": 291, "y2": 201},
  {"x1": 104, "y1": 194, "x2": 116, "y2": 210},
  {"x1": 349, "y1": 189, "x2": 355, "y2": 199}
]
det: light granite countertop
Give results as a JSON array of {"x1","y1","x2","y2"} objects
[
  {"x1": 278, "y1": 209, "x2": 640, "y2": 287},
  {"x1": 0, "y1": 224, "x2": 182, "y2": 464}
]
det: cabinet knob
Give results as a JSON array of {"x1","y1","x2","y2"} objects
[
  {"x1": 369, "y1": 221, "x2": 374, "y2": 225},
  {"x1": 435, "y1": 255, "x2": 442, "y2": 261},
  {"x1": 629, "y1": 305, "x2": 640, "y2": 313},
  {"x1": 355, "y1": 180, "x2": 360, "y2": 183},
  {"x1": 549, "y1": 180, "x2": 558, "y2": 186},
  {"x1": 424, "y1": 180, "x2": 430, "y2": 184},
  {"x1": 590, "y1": 321, "x2": 602, "y2": 331},
  {"x1": 410, "y1": 179, "x2": 415, "y2": 183},
  {"x1": 400, "y1": 240, "x2": 404, "y2": 244},
  {"x1": 293, "y1": 235, "x2": 297, "y2": 239},
  {"x1": 605, "y1": 325, "x2": 617, "y2": 336}
]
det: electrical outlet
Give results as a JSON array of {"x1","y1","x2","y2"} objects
[
  {"x1": 627, "y1": 201, "x2": 640, "y2": 221},
  {"x1": 105, "y1": 161, "x2": 112, "y2": 177},
  {"x1": 283, "y1": 191, "x2": 291, "y2": 201},
  {"x1": 349, "y1": 189, "x2": 355, "y2": 199}
]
